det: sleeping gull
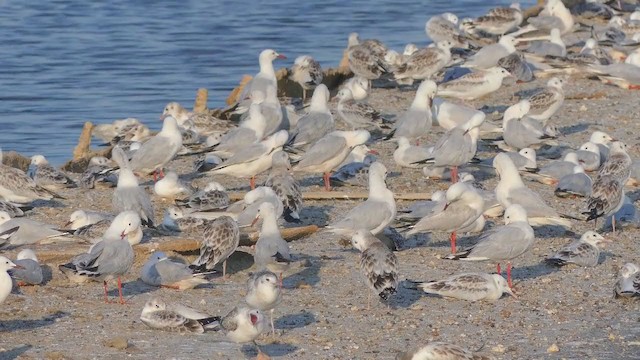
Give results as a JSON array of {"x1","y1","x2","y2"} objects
[
  {"x1": 396, "y1": 342, "x2": 497, "y2": 360},
  {"x1": 431, "y1": 98, "x2": 485, "y2": 131},
  {"x1": 445, "y1": 204, "x2": 535, "y2": 288},
  {"x1": 325, "y1": 162, "x2": 395, "y2": 236},
  {"x1": 141, "y1": 251, "x2": 210, "y2": 290},
  {"x1": 153, "y1": 171, "x2": 194, "y2": 200},
  {"x1": 554, "y1": 165, "x2": 593, "y2": 198},
  {"x1": 289, "y1": 55, "x2": 323, "y2": 100},
  {"x1": 497, "y1": 52, "x2": 534, "y2": 83},
  {"x1": 493, "y1": 153, "x2": 572, "y2": 227},
  {"x1": 140, "y1": 297, "x2": 219, "y2": 333},
  {"x1": 0, "y1": 256, "x2": 21, "y2": 305},
  {"x1": 501, "y1": 148, "x2": 538, "y2": 171},
  {"x1": 545, "y1": 231, "x2": 610, "y2": 267},
  {"x1": 331, "y1": 152, "x2": 377, "y2": 188},
  {"x1": 253, "y1": 202, "x2": 291, "y2": 285},
  {"x1": 502, "y1": 100, "x2": 556, "y2": 150},
  {"x1": 245, "y1": 270, "x2": 282, "y2": 335},
  {"x1": 287, "y1": 84, "x2": 334, "y2": 150},
  {"x1": 129, "y1": 115, "x2": 182, "y2": 179},
  {"x1": 293, "y1": 130, "x2": 370, "y2": 191},
  {"x1": 389, "y1": 80, "x2": 437, "y2": 141},
  {"x1": 527, "y1": 28, "x2": 566, "y2": 57},
  {"x1": 531, "y1": 152, "x2": 580, "y2": 185},
  {"x1": 0, "y1": 148, "x2": 60, "y2": 204},
  {"x1": 11, "y1": 249, "x2": 43, "y2": 286},
  {"x1": 464, "y1": 35, "x2": 518, "y2": 69},
  {"x1": 29, "y1": 155, "x2": 77, "y2": 189},
  {"x1": 425, "y1": 13, "x2": 469, "y2": 48},
  {"x1": 351, "y1": 229, "x2": 399, "y2": 308},
  {"x1": 176, "y1": 181, "x2": 229, "y2": 213},
  {"x1": 189, "y1": 216, "x2": 240, "y2": 279},
  {"x1": 343, "y1": 76, "x2": 370, "y2": 101},
  {"x1": 393, "y1": 42, "x2": 452, "y2": 85},
  {"x1": 336, "y1": 88, "x2": 383, "y2": 130},
  {"x1": 0, "y1": 211, "x2": 70, "y2": 248},
  {"x1": 614, "y1": 263, "x2": 640, "y2": 298},
  {"x1": 469, "y1": 3, "x2": 523, "y2": 35},
  {"x1": 437, "y1": 67, "x2": 511, "y2": 100},
  {"x1": 58, "y1": 211, "x2": 139, "y2": 303},
  {"x1": 576, "y1": 142, "x2": 602, "y2": 171},
  {"x1": 111, "y1": 147, "x2": 155, "y2": 227},
  {"x1": 162, "y1": 102, "x2": 234, "y2": 136},
  {"x1": 264, "y1": 151, "x2": 302, "y2": 223},
  {"x1": 64, "y1": 210, "x2": 113, "y2": 230},
  {"x1": 411, "y1": 272, "x2": 515, "y2": 302}
]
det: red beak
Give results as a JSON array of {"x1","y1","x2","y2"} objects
[
  {"x1": 276, "y1": 54, "x2": 286, "y2": 59},
  {"x1": 13, "y1": 264, "x2": 25, "y2": 270},
  {"x1": 367, "y1": 150, "x2": 380, "y2": 155},
  {"x1": 63, "y1": 221, "x2": 73, "y2": 228},
  {"x1": 120, "y1": 230, "x2": 126, "y2": 240},
  {"x1": 251, "y1": 216, "x2": 260, "y2": 227},
  {"x1": 250, "y1": 313, "x2": 258, "y2": 325}
]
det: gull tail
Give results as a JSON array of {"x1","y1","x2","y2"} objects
[
  {"x1": 582, "y1": 207, "x2": 602, "y2": 222},
  {"x1": 378, "y1": 287, "x2": 397, "y2": 300},
  {"x1": 443, "y1": 249, "x2": 471, "y2": 260},
  {"x1": 544, "y1": 257, "x2": 568, "y2": 267},
  {"x1": 197, "y1": 316, "x2": 221, "y2": 331}
]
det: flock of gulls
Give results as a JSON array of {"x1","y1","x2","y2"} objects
[{"x1": 2, "y1": 0, "x2": 640, "y2": 358}]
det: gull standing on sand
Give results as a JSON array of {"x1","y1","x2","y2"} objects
[
  {"x1": 253, "y1": 202, "x2": 291, "y2": 285},
  {"x1": 239, "y1": 49, "x2": 286, "y2": 104},
  {"x1": 11, "y1": 249, "x2": 43, "y2": 286},
  {"x1": 464, "y1": 35, "x2": 518, "y2": 69},
  {"x1": 264, "y1": 151, "x2": 302, "y2": 223},
  {"x1": 397, "y1": 342, "x2": 497, "y2": 360},
  {"x1": 411, "y1": 272, "x2": 515, "y2": 302},
  {"x1": 422, "y1": 112, "x2": 485, "y2": 182},
  {"x1": 211, "y1": 130, "x2": 289, "y2": 189},
  {"x1": 437, "y1": 67, "x2": 511, "y2": 100},
  {"x1": 425, "y1": 13, "x2": 468, "y2": 48},
  {"x1": 545, "y1": 231, "x2": 610, "y2": 267},
  {"x1": 219, "y1": 306, "x2": 267, "y2": 355},
  {"x1": 0, "y1": 211, "x2": 69, "y2": 248},
  {"x1": 326, "y1": 162, "x2": 395, "y2": 236},
  {"x1": 189, "y1": 216, "x2": 240, "y2": 279},
  {"x1": 58, "y1": 211, "x2": 140, "y2": 303},
  {"x1": 140, "y1": 298, "x2": 219, "y2": 333},
  {"x1": 294, "y1": 130, "x2": 370, "y2": 191},
  {"x1": 526, "y1": 77, "x2": 565, "y2": 124},
  {"x1": 351, "y1": 229, "x2": 398, "y2": 307},
  {"x1": 469, "y1": 3, "x2": 523, "y2": 35},
  {"x1": 0, "y1": 149, "x2": 59, "y2": 205},
  {"x1": 393, "y1": 42, "x2": 452, "y2": 85},
  {"x1": 287, "y1": 84, "x2": 333, "y2": 150},
  {"x1": 175, "y1": 181, "x2": 230, "y2": 213},
  {"x1": 289, "y1": 55, "x2": 323, "y2": 100},
  {"x1": 614, "y1": 263, "x2": 640, "y2": 298},
  {"x1": 346, "y1": 33, "x2": 387, "y2": 82},
  {"x1": 111, "y1": 147, "x2": 155, "y2": 227},
  {"x1": 153, "y1": 171, "x2": 193, "y2": 200},
  {"x1": 554, "y1": 165, "x2": 593, "y2": 198},
  {"x1": 0, "y1": 256, "x2": 21, "y2": 305},
  {"x1": 446, "y1": 204, "x2": 535, "y2": 288},
  {"x1": 128, "y1": 115, "x2": 182, "y2": 178},
  {"x1": 29, "y1": 155, "x2": 77, "y2": 189},
  {"x1": 64, "y1": 210, "x2": 112, "y2": 230},
  {"x1": 404, "y1": 182, "x2": 484, "y2": 253},
  {"x1": 245, "y1": 270, "x2": 282, "y2": 335},
  {"x1": 70, "y1": 210, "x2": 143, "y2": 246},
  {"x1": 336, "y1": 88, "x2": 383, "y2": 130},
  {"x1": 493, "y1": 153, "x2": 572, "y2": 227},
  {"x1": 389, "y1": 80, "x2": 437, "y2": 141},
  {"x1": 141, "y1": 251, "x2": 210, "y2": 290}
]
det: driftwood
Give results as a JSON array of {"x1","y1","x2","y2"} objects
[
  {"x1": 193, "y1": 88, "x2": 208, "y2": 113},
  {"x1": 227, "y1": 191, "x2": 431, "y2": 201},
  {"x1": 1, "y1": 151, "x2": 30, "y2": 172},
  {"x1": 72, "y1": 122, "x2": 94, "y2": 160}
]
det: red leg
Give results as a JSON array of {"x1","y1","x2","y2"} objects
[
  {"x1": 451, "y1": 166, "x2": 458, "y2": 183},
  {"x1": 323, "y1": 172, "x2": 331, "y2": 191},
  {"x1": 496, "y1": 263, "x2": 501, "y2": 275},
  {"x1": 103, "y1": 280, "x2": 110, "y2": 303},
  {"x1": 153, "y1": 171, "x2": 158, "y2": 183},
  {"x1": 159, "y1": 168, "x2": 165, "y2": 178},
  {"x1": 250, "y1": 176, "x2": 256, "y2": 190},
  {"x1": 449, "y1": 231, "x2": 457, "y2": 254},
  {"x1": 629, "y1": 85, "x2": 640, "y2": 90},
  {"x1": 506, "y1": 262, "x2": 513, "y2": 289},
  {"x1": 278, "y1": 273, "x2": 283, "y2": 289},
  {"x1": 222, "y1": 260, "x2": 227, "y2": 280},
  {"x1": 612, "y1": 215, "x2": 616, "y2": 234},
  {"x1": 117, "y1": 276, "x2": 126, "y2": 304}
]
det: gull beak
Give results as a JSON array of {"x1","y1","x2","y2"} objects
[
  {"x1": 276, "y1": 54, "x2": 286, "y2": 59},
  {"x1": 250, "y1": 313, "x2": 258, "y2": 325},
  {"x1": 12, "y1": 264, "x2": 25, "y2": 270},
  {"x1": 120, "y1": 230, "x2": 127, "y2": 240},
  {"x1": 367, "y1": 150, "x2": 380, "y2": 156},
  {"x1": 251, "y1": 216, "x2": 260, "y2": 227},
  {"x1": 443, "y1": 202, "x2": 450, "y2": 210},
  {"x1": 506, "y1": 287, "x2": 517, "y2": 299},
  {"x1": 63, "y1": 220, "x2": 73, "y2": 228}
]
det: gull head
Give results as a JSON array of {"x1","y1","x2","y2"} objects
[
  {"x1": 351, "y1": 229, "x2": 376, "y2": 252},
  {"x1": 252, "y1": 270, "x2": 279, "y2": 290},
  {"x1": 260, "y1": 49, "x2": 286, "y2": 62},
  {"x1": 147, "y1": 251, "x2": 167, "y2": 264},
  {"x1": 403, "y1": 43, "x2": 418, "y2": 56},
  {"x1": 583, "y1": 38, "x2": 597, "y2": 50},
  {"x1": 244, "y1": 187, "x2": 276, "y2": 205},
  {"x1": 163, "y1": 206, "x2": 184, "y2": 225},
  {"x1": 204, "y1": 181, "x2": 225, "y2": 192},
  {"x1": 609, "y1": 141, "x2": 627, "y2": 155},
  {"x1": 462, "y1": 112, "x2": 486, "y2": 133},
  {"x1": 162, "y1": 102, "x2": 187, "y2": 120},
  {"x1": 89, "y1": 156, "x2": 111, "y2": 167},
  {"x1": 142, "y1": 297, "x2": 167, "y2": 315},
  {"x1": 589, "y1": 131, "x2": 614, "y2": 145},
  {"x1": 580, "y1": 231, "x2": 610, "y2": 248},
  {"x1": 369, "y1": 161, "x2": 388, "y2": 182},
  {"x1": 271, "y1": 150, "x2": 292, "y2": 171},
  {"x1": 579, "y1": 142, "x2": 599, "y2": 154},
  {"x1": 492, "y1": 274, "x2": 516, "y2": 298},
  {"x1": 335, "y1": 88, "x2": 354, "y2": 101},
  {"x1": 441, "y1": 12, "x2": 459, "y2": 25},
  {"x1": 30, "y1": 154, "x2": 48, "y2": 166},
  {"x1": 503, "y1": 204, "x2": 528, "y2": 224},
  {"x1": 490, "y1": 67, "x2": 512, "y2": 79},
  {"x1": 547, "y1": 77, "x2": 564, "y2": 90},
  {"x1": 310, "y1": 84, "x2": 330, "y2": 109},
  {"x1": 499, "y1": 35, "x2": 517, "y2": 48},
  {"x1": 252, "y1": 201, "x2": 276, "y2": 227},
  {"x1": 17, "y1": 249, "x2": 38, "y2": 262},
  {"x1": 66, "y1": 210, "x2": 88, "y2": 228},
  {"x1": 114, "y1": 211, "x2": 142, "y2": 240},
  {"x1": 620, "y1": 263, "x2": 640, "y2": 278},
  {"x1": 0, "y1": 256, "x2": 19, "y2": 272},
  {"x1": 293, "y1": 55, "x2": 314, "y2": 67},
  {"x1": 416, "y1": 80, "x2": 437, "y2": 101},
  {"x1": 436, "y1": 40, "x2": 454, "y2": 51},
  {"x1": 510, "y1": 3, "x2": 521, "y2": 10},
  {"x1": 347, "y1": 32, "x2": 360, "y2": 47},
  {"x1": 519, "y1": 148, "x2": 537, "y2": 162},
  {"x1": 396, "y1": 137, "x2": 412, "y2": 149}
]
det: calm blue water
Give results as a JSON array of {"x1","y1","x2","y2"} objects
[{"x1": 0, "y1": 0, "x2": 535, "y2": 165}]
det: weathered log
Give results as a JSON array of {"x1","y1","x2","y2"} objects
[
  {"x1": 193, "y1": 88, "x2": 209, "y2": 113},
  {"x1": 227, "y1": 191, "x2": 430, "y2": 201}
]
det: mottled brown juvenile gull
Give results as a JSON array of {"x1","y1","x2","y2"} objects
[
  {"x1": 289, "y1": 55, "x2": 323, "y2": 100},
  {"x1": 29, "y1": 155, "x2": 77, "y2": 189},
  {"x1": 65, "y1": 210, "x2": 113, "y2": 230},
  {"x1": 141, "y1": 251, "x2": 210, "y2": 290},
  {"x1": 0, "y1": 149, "x2": 60, "y2": 205},
  {"x1": 437, "y1": 67, "x2": 511, "y2": 100},
  {"x1": 396, "y1": 342, "x2": 497, "y2": 360},
  {"x1": 614, "y1": 263, "x2": 640, "y2": 298},
  {"x1": 526, "y1": 77, "x2": 565, "y2": 124},
  {"x1": 545, "y1": 231, "x2": 610, "y2": 267},
  {"x1": 140, "y1": 298, "x2": 219, "y2": 333},
  {"x1": 412, "y1": 272, "x2": 514, "y2": 302},
  {"x1": 175, "y1": 181, "x2": 229, "y2": 213},
  {"x1": 346, "y1": 33, "x2": 387, "y2": 81},
  {"x1": 393, "y1": 42, "x2": 452, "y2": 85},
  {"x1": 189, "y1": 216, "x2": 239, "y2": 279},
  {"x1": 351, "y1": 229, "x2": 398, "y2": 308},
  {"x1": 264, "y1": 151, "x2": 302, "y2": 223},
  {"x1": 469, "y1": 3, "x2": 523, "y2": 35},
  {"x1": 245, "y1": 270, "x2": 281, "y2": 335},
  {"x1": 425, "y1": 13, "x2": 469, "y2": 48},
  {"x1": 336, "y1": 88, "x2": 383, "y2": 130}
]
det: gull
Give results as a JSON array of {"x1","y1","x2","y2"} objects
[
  {"x1": 175, "y1": 181, "x2": 229, "y2": 213},
  {"x1": 397, "y1": 190, "x2": 446, "y2": 222},
  {"x1": 129, "y1": 115, "x2": 182, "y2": 178},
  {"x1": 11, "y1": 249, "x2": 43, "y2": 286},
  {"x1": 389, "y1": 80, "x2": 437, "y2": 141},
  {"x1": 58, "y1": 211, "x2": 139, "y2": 303},
  {"x1": 211, "y1": 130, "x2": 289, "y2": 189},
  {"x1": 493, "y1": 153, "x2": 572, "y2": 227},
  {"x1": 215, "y1": 102, "x2": 267, "y2": 156},
  {"x1": 189, "y1": 216, "x2": 240, "y2": 279},
  {"x1": 527, "y1": 28, "x2": 566, "y2": 57},
  {"x1": 287, "y1": 84, "x2": 334, "y2": 150},
  {"x1": 289, "y1": 55, "x2": 323, "y2": 100},
  {"x1": 554, "y1": 165, "x2": 593, "y2": 198},
  {"x1": 93, "y1": 117, "x2": 142, "y2": 142},
  {"x1": 589, "y1": 130, "x2": 615, "y2": 162},
  {"x1": 614, "y1": 263, "x2": 640, "y2": 298},
  {"x1": 193, "y1": 153, "x2": 222, "y2": 173},
  {"x1": 351, "y1": 229, "x2": 398, "y2": 308},
  {"x1": 239, "y1": 49, "x2": 286, "y2": 104},
  {"x1": 80, "y1": 156, "x2": 116, "y2": 189},
  {"x1": 111, "y1": 147, "x2": 155, "y2": 227},
  {"x1": 502, "y1": 100, "x2": 556, "y2": 150},
  {"x1": 437, "y1": 67, "x2": 511, "y2": 100},
  {"x1": 264, "y1": 151, "x2": 302, "y2": 223},
  {"x1": 588, "y1": 51, "x2": 640, "y2": 89},
  {"x1": 162, "y1": 206, "x2": 208, "y2": 233},
  {"x1": 393, "y1": 137, "x2": 433, "y2": 168},
  {"x1": 403, "y1": 182, "x2": 484, "y2": 253},
  {"x1": 342, "y1": 76, "x2": 370, "y2": 101},
  {"x1": 526, "y1": 77, "x2": 565, "y2": 124},
  {"x1": 575, "y1": 39, "x2": 612, "y2": 65},
  {"x1": 393, "y1": 42, "x2": 452, "y2": 85},
  {"x1": 325, "y1": 162, "x2": 395, "y2": 236},
  {"x1": 331, "y1": 152, "x2": 377, "y2": 188},
  {"x1": 346, "y1": 33, "x2": 387, "y2": 82},
  {"x1": 153, "y1": 171, "x2": 194, "y2": 200},
  {"x1": 64, "y1": 210, "x2": 112, "y2": 233},
  {"x1": 431, "y1": 98, "x2": 485, "y2": 131},
  {"x1": 253, "y1": 202, "x2": 291, "y2": 285},
  {"x1": 513, "y1": 0, "x2": 574, "y2": 36},
  {"x1": 29, "y1": 155, "x2": 77, "y2": 189},
  {"x1": 501, "y1": 148, "x2": 538, "y2": 171},
  {"x1": 421, "y1": 112, "x2": 485, "y2": 182},
  {"x1": 576, "y1": 142, "x2": 602, "y2": 171},
  {"x1": 0, "y1": 148, "x2": 60, "y2": 205},
  {"x1": 258, "y1": 86, "x2": 285, "y2": 136},
  {"x1": 293, "y1": 130, "x2": 370, "y2": 191},
  {"x1": 446, "y1": 204, "x2": 534, "y2": 288},
  {"x1": 497, "y1": 52, "x2": 534, "y2": 83},
  {"x1": 0, "y1": 256, "x2": 21, "y2": 305},
  {"x1": 0, "y1": 226, "x2": 19, "y2": 249},
  {"x1": 336, "y1": 88, "x2": 383, "y2": 130},
  {"x1": 411, "y1": 272, "x2": 515, "y2": 302},
  {"x1": 425, "y1": 13, "x2": 469, "y2": 48},
  {"x1": 245, "y1": 270, "x2": 282, "y2": 335},
  {"x1": 140, "y1": 298, "x2": 219, "y2": 333},
  {"x1": 531, "y1": 152, "x2": 580, "y2": 185},
  {"x1": 162, "y1": 102, "x2": 234, "y2": 136},
  {"x1": 546, "y1": 231, "x2": 610, "y2": 267},
  {"x1": 339, "y1": 144, "x2": 376, "y2": 167},
  {"x1": 464, "y1": 35, "x2": 518, "y2": 69},
  {"x1": 233, "y1": 187, "x2": 284, "y2": 227},
  {"x1": 469, "y1": 3, "x2": 523, "y2": 36},
  {"x1": 218, "y1": 306, "x2": 267, "y2": 355},
  {"x1": 70, "y1": 210, "x2": 143, "y2": 246},
  {"x1": 141, "y1": 251, "x2": 210, "y2": 290},
  {"x1": 397, "y1": 342, "x2": 497, "y2": 360},
  {"x1": 604, "y1": 196, "x2": 639, "y2": 231},
  {"x1": 0, "y1": 200, "x2": 29, "y2": 218},
  {"x1": 0, "y1": 211, "x2": 69, "y2": 248}
]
